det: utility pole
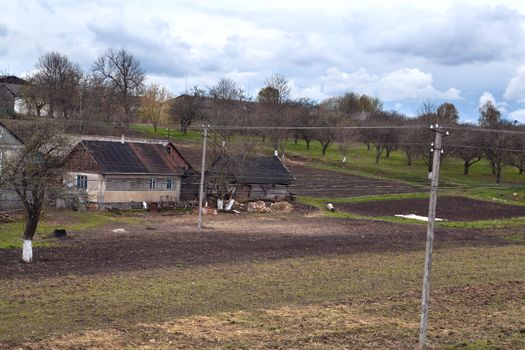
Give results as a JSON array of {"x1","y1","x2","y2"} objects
[
  {"x1": 197, "y1": 125, "x2": 208, "y2": 233},
  {"x1": 418, "y1": 124, "x2": 447, "y2": 349}
]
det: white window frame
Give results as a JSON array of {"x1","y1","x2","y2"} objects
[{"x1": 149, "y1": 178, "x2": 156, "y2": 190}]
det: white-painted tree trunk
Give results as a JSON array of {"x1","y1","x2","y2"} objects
[
  {"x1": 22, "y1": 239, "x2": 33, "y2": 263},
  {"x1": 342, "y1": 156, "x2": 347, "y2": 163}
]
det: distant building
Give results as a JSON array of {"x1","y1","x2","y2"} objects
[
  {"x1": 208, "y1": 153, "x2": 295, "y2": 201},
  {"x1": 62, "y1": 139, "x2": 191, "y2": 209},
  {"x1": 0, "y1": 122, "x2": 24, "y2": 209},
  {"x1": 0, "y1": 76, "x2": 26, "y2": 116}
]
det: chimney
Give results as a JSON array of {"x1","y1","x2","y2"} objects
[{"x1": 121, "y1": 134, "x2": 125, "y2": 144}]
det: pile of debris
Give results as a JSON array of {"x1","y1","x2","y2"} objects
[
  {"x1": 246, "y1": 201, "x2": 294, "y2": 213},
  {"x1": 0, "y1": 211, "x2": 12, "y2": 223}
]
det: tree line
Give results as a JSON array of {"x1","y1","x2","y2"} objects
[{"x1": 13, "y1": 49, "x2": 525, "y2": 184}]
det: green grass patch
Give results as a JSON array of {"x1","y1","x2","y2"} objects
[
  {"x1": 283, "y1": 139, "x2": 525, "y2": 202},
  {"x1": 439, "y1": 216, "x2": 525, "y2": 229},
  {"x1": 130, "y1": 124, "x2": 202, "y2": 141},
  {"x1": 0, "y1": 211, "x2": 139, "y2": 249}
]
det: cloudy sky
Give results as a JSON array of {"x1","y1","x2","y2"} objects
[{"x1": 2, "y1": 0, "x2": 525, "y2": 122}]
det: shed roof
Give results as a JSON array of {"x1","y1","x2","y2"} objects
[
  {"x1": 210, "y1": 154, "x2": 294, "y2": 185},
  {"x1": 80, "y1": 140, "x2": 183, "y2": 175}
]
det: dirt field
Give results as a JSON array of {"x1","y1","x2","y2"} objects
[
  {"x1": 336, "y1": 196, "x2": 525, "y2": 221},
  {"x1": 285, "y1": 161, "x2": 421, "y2": 197},
  {"x1": 1, "y1": 212, "x2": 524, "y2": 349},
  {"x1": 0, "y1": 212, "x2": 510, "y2": 280}
]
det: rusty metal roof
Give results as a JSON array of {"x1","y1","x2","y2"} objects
[
  {"x1": 81, "y1": 140, "x2": 184, "y2": 175},
  {"x1": 210, "y1": 154, "x2": 294, "y2": 185}
]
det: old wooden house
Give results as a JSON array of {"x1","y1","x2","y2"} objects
[
  {"x1": 62, "y1": 139, "x2": 191, "y2": 209},
  {"x1": 208, "y1": 153, "x2": 294, "y2": 202}
]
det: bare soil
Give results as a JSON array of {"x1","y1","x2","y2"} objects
[
  {"x1": 0, "y1": 213, "x2": 516, "y2": 280},
  {"x1": 336, "y1": 196, "x2": 525, "y2": 221},
  {"x1": 285, "y1": 161, "x2": 421, "y2": 197}
]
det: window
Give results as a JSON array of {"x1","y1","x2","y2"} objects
[
  {"x1": 167, "y1": 178, "x2": 173, "y2": 189},
  {"x1": 76, "y1": 175, "x2": 88, "y2": 189},
  {"x1": 149, "y1": 178, "x2": 156, "y2": 190},
  {"x1": 166, "y1": 146, "x2": 171, "y2": 154}
]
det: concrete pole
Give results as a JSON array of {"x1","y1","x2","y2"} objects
[
  {"x1": 197, "y1": 125, "x2": 208, "y2": 233},
  {"x1": 418, "y1": 124, "x2": 444, "y2": 349}
]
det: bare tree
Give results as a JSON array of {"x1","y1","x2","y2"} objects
[
  {"x1": 337, "y1": 92, "x2": 383, "y2": 120},
  {"x1": 478, "y1": 102, "x2": 512, "y2": 183},
  {"x1": 0, "y1": 120, "x2": 66, "y2": 262},
  {"x1": 447, "y1": 124, "x2": 484, "y2": 175},
  {"x1": 361, "y1": 111, "x2": 403, "y2": 164},
  {"x1": 139, "y1": 83, "x2": 172, "y2": 134},
  {"x1": 81, "y1": 74, "x2": 120, "y2": 124},
  {"x1": 436, "y1": 102, "x2": 459, "y2": 125},
  {"x1": 314, "y1": 98, "x2": 341, "y2": 156},
  {"x1": 256, "y1": 74, "x2": 293, "y2": 155},
  {"x1": 92, "y1": 48, "x2": 145, "y2": 126},
  {"x1": 292, "y1": 98, "x2": 317, "y2": 150},
  {"x1": 207, "y1": 78, "x2": 249, "y2": 143},
  {"x1": 170, "y1": 86, "x2": 206, "y2": 133},
  {"x1": 29, "y1": 51, "x2": 83, "y2": 119},
  {"x1": 19, "y1": 81, "x2": 47, "y2": 118},
  {"x1": 506, "y1": 125, "x2": 525, "y2": 174}
]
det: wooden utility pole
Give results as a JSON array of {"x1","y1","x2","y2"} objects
[
  {"x1": 197, "y1": 125, "x2": 208, "y2": 233},
  {"x1": 418, "y1": 124, "x2": 446, "y2": 349}
]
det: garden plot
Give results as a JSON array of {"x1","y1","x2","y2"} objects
[
  {"x1": 286, "y1": 162, "x2": 422, "y2": 198},
  {"x1": 336, "y1": 196, "x2": 525, "y2": 221}
]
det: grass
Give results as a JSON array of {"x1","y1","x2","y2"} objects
[
  {"x1": 284, "y1": 139, "x2": 525, "y2": 202},
  {"x1": 1, "y1": 244, "x2": 523, "y2": 348},
  {"x1": 130, "y1": 124, "x2": 202, "y2": 141},
  {"x1": 0, "y1": 210, "x2": 139, "y2": 249}
]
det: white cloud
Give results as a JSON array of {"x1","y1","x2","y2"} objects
[
  {"x1": 509, "y1": 109, "x2": 525, "y2": 123},
  {"x1": 478, "y1": 92, "x2": 508, "y2": 113},
  {"x1": 365, "y1": 4, "x2": 525, "y2": 65},
  {"x1": 316, "y1": 67, "x2": 461, "y2": 102},
  {"x1": 479, "y1": 92, "x2": 497, "y2": 108},
  {"x1": 503, "y1": 66, "x2": 525, "y2": 104}
]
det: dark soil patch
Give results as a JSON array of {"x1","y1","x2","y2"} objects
[
  {"x1": 336, "y1": 196, "x2": 525, "y2": 221},
  {"x1": 0, "y1": 213, "x2": 517, "y2": 280},
  {"x1": 286, "y1": 162, "x2": 421, "y2": 198}
]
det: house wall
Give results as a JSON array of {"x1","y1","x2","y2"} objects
[
  {"x1": 65, "y1": 172, "x2": 182, "y2": 208},
  {"x1": 248, "y1": 184, "x2": 291, "y2": 201},
  {"x1": 65, "y1": 172, "x2": 104, "y2": 203},
  {"x1": 0, "y1": 86, "x2": 15, "y2": 116},
  {"x1": 104, "y1": 175, "x2": 180, "y2": 203},
  {"x1": 0, "y1": 124, "x2": 23, "y2": 209}
]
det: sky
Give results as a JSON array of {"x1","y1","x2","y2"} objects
[{"x1": 1, "y1": 0, "x2": 525, "y2": 123}]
